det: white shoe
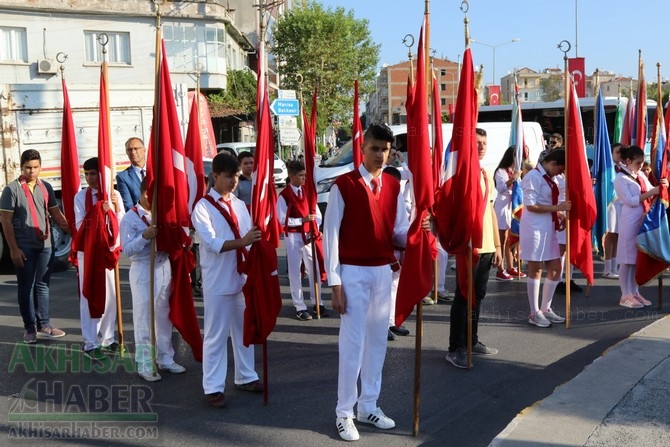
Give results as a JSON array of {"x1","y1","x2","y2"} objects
[
  {"x1": 528, "y1": 312, "x2": 551, "y2": 328},
  {"x1": 602, "y1": 271, "x2": 619, "y2": 279},
  {"x1": 543, "y1": 309, "x2": 566, "y2": 324},
  {"x1": 336, "y1": 417, "x2": 359, "y2": 441},
  {"x1": 159, "y1": 362, "x2": 186, "y2": 374},
  {"x1": 357, "y1": 407, "x2": 395, "y2": 430},
  {"x1": 422, "y1": 296, "x2": 435, "y2": 305},
  {"x1": 138, "y1": 370, "x2": 162, "y2": 382}
]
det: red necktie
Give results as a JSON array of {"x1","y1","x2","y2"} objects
[
  {"x1": 297, "y1": 188, "x2": 303, "y2": 200},
  {"x1": 220, "y1": 198, "x2": 239, "y2": 231},
  {"x1": 542, "y1": 174, "x2": 560, "y2": 230},
  {"x1": 371, "y1": 178, "x2": 380, "y2": 200}
]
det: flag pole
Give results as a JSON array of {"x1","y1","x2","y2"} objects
[
  {"x1": 656, "y1": 62, "x2": 663, "y2": 310},
  {"x1": 100, "y1": 37, "x2": 126, "y2": 358},
  {"x1": 559, "y1": 41, "x2": 572, "y2": 328},
  {"x1": 148, "y1": 6, "x2": 163, "y2": 377}
]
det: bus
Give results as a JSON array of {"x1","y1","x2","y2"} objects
[{"x1": 477, "y1": 97, "x2": 657, "y2": 147}]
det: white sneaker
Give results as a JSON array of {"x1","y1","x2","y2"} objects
[
  {"x1": 138, "y1": 370, "x2": 162, "y2": 382},
  {"x1": 602, "y1": 271, "x2": 619, "y2": 279},
  {"x1": 357, "y1": 407, "x2": 396, "y2": 430},
  {"x1": 422, "y1": 296, "x2": 435, "y2": 305},
  {"x1": 336, "y1": 417, "x2": 359, "y2": 441},
  {"x1": 528, "y1": 312, "x2": 551, "y2": 328},
  {"x1": 159, "y1": 362, "x2": 186, "y2": 374},
  {"x1": 543, "y1": 309, "x2": 566, "y2": 324}
]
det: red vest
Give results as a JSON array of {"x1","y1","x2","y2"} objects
[
  {"x1": 279, "y1": 186, "x2": 309, "y2": 234},
  {"x1": 336, "y1": 170, "x2": 399, "y2": 266}
]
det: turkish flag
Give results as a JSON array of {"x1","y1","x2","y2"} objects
[
  {"x1": 352, "y1": 80, "x2": 363, "y2": 169},
  {"x1": 488, "y1": 85, "x2": 501, "y2": 106},
  {"x1": 60, "y1": 77, "x2": 80, "y2": 265},
  {"x1": 568, "y1": 57, "x2": 586, "y2": 98},
  {"x1": 184, "y1": 93, "x2": 206, "y2": 214}
]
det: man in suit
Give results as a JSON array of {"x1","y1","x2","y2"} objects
[{"x1": 116, "y1": 137, "x2": 147, "y2": 211}]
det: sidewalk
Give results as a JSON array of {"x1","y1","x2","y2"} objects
[{"x1": 490, "y1": 314, "x2": 670, "y2": 447}]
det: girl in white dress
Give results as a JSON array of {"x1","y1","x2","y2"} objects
[
  {"x1": 493, "y1": 146, "x2": 523, "y2": 280},
  {"x1": 602, "y1": 143, "x2": 623, "y2": 279},
  {"x1": 613, "y1": 145, "x2": 667, "y2": 308},
  {"x1": 519, "y1": 150, "x2": 570, "y2": 327}
]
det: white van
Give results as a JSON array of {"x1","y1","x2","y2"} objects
[
  {"x1": 215, "y1": 142, "x2": 289, "y2": 186},
  {"x1": 315, "y1": 122, "x2": 546, "y2": 213}
]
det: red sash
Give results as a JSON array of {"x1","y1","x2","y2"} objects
[
  {"x1": 536, "y1": 167, "x2": 560, "y2": 230},
  {"x1": 203, "y1": 195, "x2": 248, "y2": 274},
  {"x1": 19, "y1": 176, "x2": 49, "y2": 241},
  {"x1": 624, "y1": 170, "x2": 652, "y2": 213}
]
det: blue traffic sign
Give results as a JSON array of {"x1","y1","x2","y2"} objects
[{"x1": 270, "y1": 99, "x2": 300, "y2": 116}]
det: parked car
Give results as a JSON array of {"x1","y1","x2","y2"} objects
[{"x1": 213, "y1": 142, "x2": 288, "y2": 187}]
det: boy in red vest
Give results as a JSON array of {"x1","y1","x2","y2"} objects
[
  {"x1": 277, "y1": 160, "x2": 328, "y2": 320},
  {"x1": 324, "y1": 124, "x2": 428, "y2": 442}
]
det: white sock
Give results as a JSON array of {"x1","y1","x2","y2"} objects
[
  {"x1": 560, "y1": 255, "x2": 566, "y2": 282},
  {"x1": 611, "y1": 257, "x2": 618, "y2": 274},
  {"x1": 618, "y1": 264, "x2": 631, "y2": 296},
  {"x1": 527, "y1": 278, "x2": 541, "y2": 314},
  {"x1": 541, "y1": 278, "x2": 560, "y2": 312},
  {"x1": 604, "y1": 259, "x2": 612, "y2": 274}
]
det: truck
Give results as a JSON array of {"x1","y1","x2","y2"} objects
[{"x1": 0, "y1": 82, "x2": 189, "y2": 270}]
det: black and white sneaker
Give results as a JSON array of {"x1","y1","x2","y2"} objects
[
  {"x1": 357, "y1": 407, "x2": 395, "y2": 429},
  {"x1": 336, "y1": 416, "x2": 359, "y2": 441},
  {"x1": 296, "y1": 310, "x2": 312, "y2": 321}
]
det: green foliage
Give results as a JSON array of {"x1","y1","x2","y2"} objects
[
  {"x1": 540, "y1": 76, "x2": 563, "y2": 102},
  {"x1": 271, "y1": 0, "x2": 379, "y2": 134},
  {"x1": 207, "y1": 69, "x2": 257, "y2": 117}
]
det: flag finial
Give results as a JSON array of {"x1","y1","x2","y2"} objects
[{"x1": 461, "y1": 1, "x2": 470, "y2": 48}]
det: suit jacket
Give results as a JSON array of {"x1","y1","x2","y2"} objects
[{"x1": 116, "y1": 166, "x2": 142, "y2": 212}]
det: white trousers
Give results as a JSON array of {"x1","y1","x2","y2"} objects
[
  {"x1": 77, "y1": 252, "x2": 117, "y2": 351},
  {"x1": 437, "y1": 244, "x2": 448, "y2": 293},
  {"x1": 129, "y1": 255, "x2": 175, "y2": 373},
  {"x1": 285, "y1": 232, "x2": 321, "y2": 311},
  {"x1": 337, "y1": 264, "x2": 391, "y2": 418},
  {"x1": 202, "y1": 291, "x2": 259, "y2": 395}
]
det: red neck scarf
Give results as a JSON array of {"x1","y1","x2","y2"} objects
[
  {"x1": 19, "y1": 176, "x2": 49, "y2": 241},
  {"x1": 536, "y1": 167, "x2": 560, "y2": 230}
]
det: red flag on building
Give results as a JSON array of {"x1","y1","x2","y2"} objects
[
  {"x1": 146, "y1": 40, "x2": 202, "y2": 362},
  {"x1": 488, "y1": 85, "x2": 501, "y2": 105},
  {"x1": 59, "y1": 77, "x2": 80, "y2": 264},
  {"x1": 566, "y1": 79, "x2": 597, "y2": 285},
  {"x1": 568, "y1": 57, "x2": 586, "y2": 98},
  {"x1": 395, "y1": 21, "x2": 437, "y2": 326},
  {"x1": 242, "y1": 42, "x2": 282, "y2": 347},
  {"x1": 184, "y1": 93, "x2": 206, "y2": 214},
  {"x1": 352, "y1": 79, "x2": 363, "y2": 169}
]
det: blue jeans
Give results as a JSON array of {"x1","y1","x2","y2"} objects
[{"x1": 15, "y1": 245, "x2": 53, "y2": 331}]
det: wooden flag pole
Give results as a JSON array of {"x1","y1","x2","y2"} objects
[
  {"x1": 559, "y1": 41, "x2": 572, "y2": 328},
  {"x1": 148, "y1": 7, "x2": 163, "y2": 377}
]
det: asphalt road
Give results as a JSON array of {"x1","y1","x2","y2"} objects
[{"x1": 0, "y1": 246, "x2": 667, "y2": 446}]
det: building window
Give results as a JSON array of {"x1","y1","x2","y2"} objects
[
  {"x1": 163, "y1": 23, "x2": 226, "y2": 73},
  {"x1": 440, "y1": 69, "x2": 446, "y2": 76},
  {"x1": 0, "y1": 26, "x2": 28, "y2": 62},
  {"x1": 524, "y1": 92, "x2": 528, "y2": 101},
  {"x1": 84, "y1": 31, "x2": 131, "y2": 64},
  {"x1": 441, "y1": 83, "x2": 446, "y2": 91},
  {"x1": 441, "y1": 97, "x2": 446, "y2": 106}
]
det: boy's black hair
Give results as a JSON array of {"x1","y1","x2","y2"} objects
[
  {"x1": 286, "y1": 159, "x2": 306, "y2": 175},
  {"x1": 20, "y1": 149, "x2": 41, "y2": 167},
  {"x1": 237, "y1": 151, "x2": 254, "y2": 162},
  {"x1": 212, "y1": 152, "x2": 240, "y2": 175},
  {"x1": 383, "y1": 166, "x2": 402, "y2": 181},
  {"x1": 543, "y1": 149, "x2": 565, "y2": 165},
  {"x1": 363, "y1": 123, "x2": 394, "y2": 144},
  {"x1": 83, "y1": 157, "x2": 99, "y2": 171}
]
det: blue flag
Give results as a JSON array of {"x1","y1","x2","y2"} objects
[{"x1": 592, "y1": 88, "x2": 615, "y2": 256}]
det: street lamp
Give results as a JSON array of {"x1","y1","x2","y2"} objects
[{"x1": 470, "y1": 38, "x2": 520, "y2": 85}]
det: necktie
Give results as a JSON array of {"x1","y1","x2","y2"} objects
[
  {"x1": 297, "y1": 188, "x2": 303, "y2": 200},
  {"x1": 140, "y1": 169, "x2": 146, "y2": 180},
  {"x1": 371, "y1": 178, "x2": 380, "y2": 200},
  {"x1": 542, "y1": 173, "x2": 560, "y2": 230},
  {"x1": 220, "y1": 198, "x2": 239, "y2": 231}
]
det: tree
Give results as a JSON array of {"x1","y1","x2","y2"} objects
[
  {"x1": 207, "y1": 69, "x2": 257, "y2": 118},
  {"x1": 540, "y1": 75, "x2": 563, "y2": 102},
  {"x1": 271, "y1": 0, "x2": 379, "y2": 134}
]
